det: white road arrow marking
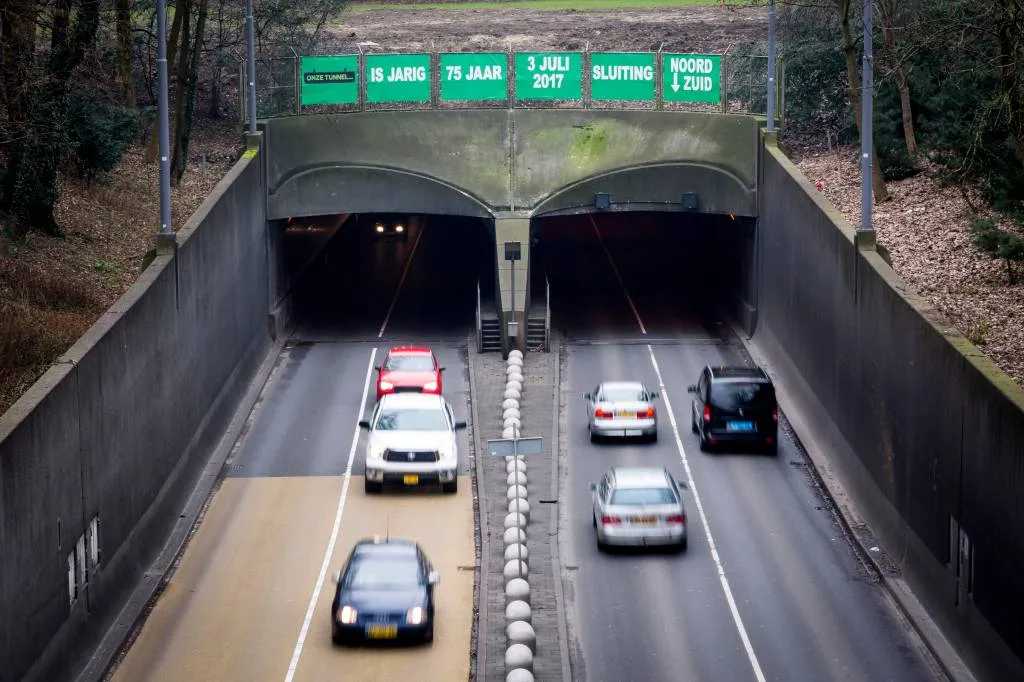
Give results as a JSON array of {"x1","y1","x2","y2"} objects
[{"x1": 671, "y1": 71, "x2": 680, "y2": 92}]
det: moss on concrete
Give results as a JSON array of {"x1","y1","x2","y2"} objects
[{"x1": 569, "y1": 123, "x2": 610, "y2": 170}]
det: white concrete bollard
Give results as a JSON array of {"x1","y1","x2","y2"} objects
[
  {"x1": 506, "y1": 459, "x2": 527, "y2": 474},
  {"x1": 506, "y1": 363, "x2": 523, "y2": 375},
  {"x1": 507, "y1": 369, "x2": 523, "y2": 382},
  {"x1": 504, "y1": 543, "x2": 529, "y2": 563},
  {"x1": 509, "y1": 349, "x2": 523, "y2": 360},
  {"x1": 503, "y1": 559, "x2": 528, "y2": 580},
  {"x1": 506, "y1": 669, "x2": 535, "y2": 682},
  {"x1": 505, "y1": 599, "x2": 532, "y2": 624},
  {"x1": 506, "y1": 484, "x2": 527, "y2": 501},
  {"x1": 507, "y1": 620, "x2": 537, "y2": 653},
  {"x1": 505, "y1": 644, "x2": 534, "y2": 673},
  {"x1": 503, "y1": 407, "x2": 520, "y2": 421},
  {"x1": 505, "y1": 577, "x2": 530, "y2": 603},
  {"x1": 502, "y1": 398, "x2": 519, "y2": 411},
  {"x1": 502, "y1": 427, "x2": 516, "y2": 439},
  {"x1": 506, "y1": 378, "x2": 523, "y2": 393},
  {"x1": 503, "y1": 416, "x2": 521, "y2": 430},
  {"x1": 504, "y1": 387, "x2": 522, "y2": 400},
  {"x1": 503, "y1": 527, "x2": 526, "y2": 546},
  {"x1": 507, "y1": 471, "x2": 527, "y2": 487},
  {"x1": 508, "y1": 498, "x2": 531, "y2": 520},
  {"x1": 504, "y1": 512, "x2": 527, "y2": 530},
  {"x1": 507, "y1": 355, "x2": 523, "y2": 368}
]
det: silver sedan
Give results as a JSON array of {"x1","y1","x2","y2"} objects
[
  {"x1": 591, "y1": 466, "x2": 688, "y2": 551},
  {"x1": 584, "y1": 380, "x2": 659, "y2": 442}
]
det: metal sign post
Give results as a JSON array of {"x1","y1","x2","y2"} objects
[
  {"x1": 504, "y1": 241, "x2": 522, "y2": 340},
  {"x1": 487, "y1": 436, "x2": 544, "y2": 457}
]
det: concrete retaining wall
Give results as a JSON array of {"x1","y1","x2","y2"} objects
[
  {"x1": 756, "y1": 137, "x2": 1024, "y2": 681},
  {"x1": 0, "y1": 145, "x2": 271, "y2": 682}
]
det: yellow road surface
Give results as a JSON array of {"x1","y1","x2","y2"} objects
[{"x1": 110, "y1": 475, "x2": 475, "y2": 682}]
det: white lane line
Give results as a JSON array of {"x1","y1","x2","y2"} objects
[
  {"x1": 646, "y1": 347, "x2": 768, "y2": 682},
  {"x1": 588, "y1": 214, "x2": 647, "y2": 335},
  {"x1": 593, "y1": 216, "x2": 767, "y2": 681},
  {"x1": 283, "y1": 347, "x2": 377, "y2": 682},
  {"x1": 378, "y1": 220, "x2": 426, "y2": 338}
]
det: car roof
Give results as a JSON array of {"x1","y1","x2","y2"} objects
[
  {"x1": 378, "y1": 392, "x2": 447, "y2": 409},
  {"x1": 351, "y1": 537, "x2": 420, "y2": 558},
  {"x1": 608, "y1": 466, "x2": 672, "y2": 488},
  {"x1": 387, "y1": 346, "x2": 434, "y2": 356},
  {"x1": 599, "y1": 380, "x2": 647, "y2": 391},
  {"x1": 707, "y1": 365, "x2": 770, "y2": 383}
]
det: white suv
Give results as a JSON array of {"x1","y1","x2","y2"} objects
[{"x1": 359, "y1": 393, "x2": 466, "y2": 494}]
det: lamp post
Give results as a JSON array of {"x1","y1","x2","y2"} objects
[
  {"x1": 860, "y1": 0, "x2": 874, "y2": 235},
  {"x1": 156, "y1": 0, "x2": 171, "y2": 234},
  {"x1": 246, "y1": 0, "x2": 258, "y2": 133},
  {"x1": 766, "y1": 0, "x2": 776, "y2": 133}
]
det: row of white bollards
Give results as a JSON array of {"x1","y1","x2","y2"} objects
[{"x1": 501, "y1": 349, "x2": 536, "y2": 682}]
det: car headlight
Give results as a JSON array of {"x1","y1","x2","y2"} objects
[
  {"x1": 438, "y1": 446, "x2": 455, "y2": 460},
  {"x1": 375, "y1": 224, "x2": 384, "y2": 233},
  {"x1": 379, "y1": 380, "x2": 393, "y2": 391},
  {"x1": 423, "y1": 381, "x2": 437, "y2": 391},
  {"x1": 337, "y1": 605, "x2": 357, "y2": 624},
  {"x1": 367, "y1": 445, "x2": 385, "y2": 461},
  {"x1": 406, "y1": 606, "x2": 424, "y2": 625},
  {"x1": 395, "y1": 224, "x2": 405, "y2": 233}
]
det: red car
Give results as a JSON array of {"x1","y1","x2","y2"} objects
[{"x1": 376, "y1": 347, "x2": 444, "y2": 401}]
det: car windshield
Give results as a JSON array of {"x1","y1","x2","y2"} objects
[
  {"x1": 385, "y1": 355, "x2": 434, "y2": 372},
  {"x1": 600, "y1": 386, "x2": 646, "y2": 402},
  {"x1": 345, "y1": 557, "x2": 421, "y2": 590},
  {"x1": 610, "y1": 487, "x2": 676, "y2": 505},
  {"x1": 712, "y1": 382, "x2": 775, "y2": 410},
  {"x1": 375, "y1": 408, "x2": 448, "y2": 431}
]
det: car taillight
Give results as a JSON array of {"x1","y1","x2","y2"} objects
[
  {"x1": 379, "y1": 380, "x2": 394, "y2": 391},
  {"x1": 639, "y1": 406, "x2": 655, "y2": 418},
  {"x1": 601, "y1": 515, "x2": 621, "y2": 525},
  {"x1": 703, "y1": 405, "x2": 711, "y2": 422},
  {"x1": 665, "y1": 514, "x2": 686, "y2": 525},
  {"x1": 595, "y1": 408, "x2": 612, "y2": 419},
  {"x1": 772, "y1": 406, "x2": 778, "y2": 422}
]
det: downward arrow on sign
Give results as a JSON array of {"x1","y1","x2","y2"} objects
[{"x1": 671, "y1": 71, "x2": 680, "y2": 93}]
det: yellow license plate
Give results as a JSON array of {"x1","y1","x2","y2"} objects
[
  {"x1": 631, "y1": 516, "x2": 657, "y2": 525},
  {"x1": 403, "y1": 474, "x2": 419, "y2": 485},
  {"x1": 366, "y1": 623, "x2": 398, "y2": 639},
  {"x1": 615, "y1": 410, "x2": 634, "y2": 417}
]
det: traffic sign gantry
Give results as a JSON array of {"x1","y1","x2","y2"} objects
[
  {"x1": 440, "y1": 52, "x2": 508, "y2": 101},
  {"x1": 515, "y1": 52, "x2": 582, "y2": 100},
  {"x1": 590, "y1": 52, "x2": 656, "y2": 101},
  {"x1": 366, "y1": 53, "x2": 431, "y2": 103},
  {"x1": 663, "y1": 53, "x2": 722, "y2": 104},
  {"x1": 300, "y1": 56, "x2": 358, "y2": 106}
]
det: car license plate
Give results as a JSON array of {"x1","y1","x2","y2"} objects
[
  {"x1": 727, "y1": 421, "x2": 755, "y2": 432},
  {"x1": 625, "y1": 429, "x2": 643, "y2": 436},
  {"x1": 615, "y1": 410, "x2": 634, "y2": 418},
  {"x1": 403, "y1": 474, "x2": 419, "y2": 485},
  {"x1": 366, "y1": 623, "x2": 398, "y2": 639},
  {"x1": 631, "y1": 516, "x2": 657, "y2": 525}
]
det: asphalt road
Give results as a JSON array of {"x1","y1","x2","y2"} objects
[
  {"x1": 107, "y1": 215, "x2": 487, "y2": 682},
  {"x1": 547, "y1": 212, "x2": 944, "y2": 682}
]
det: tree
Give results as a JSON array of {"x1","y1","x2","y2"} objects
[
  {"x1": 970, "y1": 215, "x2": 1024, "y2": 284},
  {"x1": 877, "y1": 0, "x2": 917, "y2": 159},
  {"x1": 0, "y1": 0, "x2": 39, "y2": 212},
  {"x1": 115, "y1": 0, "x2": 137, "y2": 108}
]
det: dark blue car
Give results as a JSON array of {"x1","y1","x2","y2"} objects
[{"x1": 330, "y1": 537, "x2": 438, "y2": 645}]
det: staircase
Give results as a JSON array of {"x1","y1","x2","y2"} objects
[
  {"x1": 480, "y1": 317, "x2": 502, "y2": 353},
  {"x1": 526, "y1": 316, "x2": 546, "y2": 351}
]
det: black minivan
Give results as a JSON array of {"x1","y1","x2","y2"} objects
[{"x1": 688, "y1": 365, "x2": 778, "y2": 453}]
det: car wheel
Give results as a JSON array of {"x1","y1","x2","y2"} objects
[
  {"x1": 423, "y1": 621, "x2": 434, "y2": 644},
  {"x1": 589, "y1": 430, "x2": 599, "y2": 443},
  {"x1": 649, "y1": 431, "x2": 658, "y2": 443},
  {"x1": 365, "y1": 479, "x2": 383, "y2": 494},
  {"x1": 442, "y1": 479, "x2": 458, "y2": 494},
  {"x1": 676, "y1": 536, "x2": 688, "y2": 553},
  {"x1": 691, "y1": 410, "x2": 698, "y2": 433},
  {"x1": 592, "y1": 512, "x2": 597, "y2": 528},
  {"x1": 766, "y1": 441, "x2": 778, "y2": 456},
  {"x1": 332, "y1": 626, "x2": 345, "y2": 646},
  {"x1": 698, "y1": 428, "x2": 709, "y2": 452}
]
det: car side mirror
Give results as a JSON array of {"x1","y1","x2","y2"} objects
[
  {"x1": 374, "y1": 365, "x2": 381, "y2": 371},
  {"x1": 589, "y1": 483, "x2": 597, "y2": 491},
  {"x1": 650, "y1": 391, "x2": 659, "y2": 399},
  {"x1": 686, "y1": 385, "x2": 697, "y2": 393},
  {"x1": 428, "y1": 571, "x2": 440, "y2": 585},
  {"x1": 331, "y1": 571, "x2": 341, "y2": 584},
  {"x1": 677, "y1": 481, "x2": 689, "y2": 490},
  {"x1": 454, "y1": 420, "x2": 467, "y2": 429},
  {"x1": 358, "y1": 420, "x2": 370, "y2": 429},
  {"x1": 583, "y1": 392, "x2": 591, "y2": 400},
  {"x1": 439, "y1": 366, "x2": 446, "y2": 372}
]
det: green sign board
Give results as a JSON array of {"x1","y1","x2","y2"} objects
[
  {"x1": 300, "y1": 56, "x2": 358, "y2": 106},
  {"x1": 367, "y1": 53, "x2": 431, "y2": 103},
  {"x1": 440, "y1": 53, "x2": 507, "y2": 101},
  {"x1": 590, "y1": 52, "x2": 655, "y2": 101},
  {"x1": 514, "y1": 52, "x2": 582, "y2": 100},
  {"x1": 662, "y1": 53, "x2": 721, "y2": 104}
]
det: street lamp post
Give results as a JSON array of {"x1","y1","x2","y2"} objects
[
  {"x1": 767, "y1": 0, "x2": 776, "y2": 133},
  {"x1": 860, "y1": 0, "x2": 874, "y2": 235},
  {"x1": 156, "y1": 0, "x2": 171, "y2": 235},
  {"x1": 246, "y1": 0, "x2": 258, "y2": 134}
]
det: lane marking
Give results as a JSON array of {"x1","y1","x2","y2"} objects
[
  {"x1": 646, "y1": 347, "x2": 768, "y2": 682},
  {"x1": 588, "y1": 214, "x2": 647, "y2": 335},
  {"x1": 378, "y1": 220, "x2": 426, "y2": 338},
  {"x1": 593, "y1": 218, "x2": 767, "y2": 682},
  {"x1": 283, "y1": 347, "x2": 378, "y2": 682}
]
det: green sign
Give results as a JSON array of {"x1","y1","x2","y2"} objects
[
  {"x1": 300, "y1": 56, "x2": 358, "y2": 106},
  {"x1": 590, "y1": 53, "x2": 655, "y2": 101},
  {"x1": 662, "y1": 53, "x2": 721, "y2": 104},
  {"x1": 366, "y1": 54, "x2": 431, "y2": 103},
  {"x1": 440, "y1": 53, "x2": 507, "y2": 101},
  {"x1": 514, "y1": 52, "x2": 582, "y2": 100}
]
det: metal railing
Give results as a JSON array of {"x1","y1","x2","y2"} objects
[
  {"x1": 475, "y1": 279, "x2": 482, "y2": 353},
  {"x1": 544, "y1": 277, "x2": 551, "y2": 350}
]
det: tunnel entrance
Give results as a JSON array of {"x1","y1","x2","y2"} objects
[
  {"x1": 279, "y1": 212, "x2": 495, "y2": 342},
  {"x1": 529, "y1": 211, "x2": 755, "y2": 341}
]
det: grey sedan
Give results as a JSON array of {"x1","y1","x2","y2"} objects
[
  {"x1": 584, "y1": 381, "x2": 658, "y2": 442},
  {"x1": 591, "y1": 466, "x2": 688, "y2": 551}
]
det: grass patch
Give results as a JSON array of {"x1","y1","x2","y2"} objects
[{"x1": 350, "y1": 0, "x2": 733, "y2": 12}]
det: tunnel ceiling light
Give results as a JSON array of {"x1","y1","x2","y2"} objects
[
  {"x1": 682, "y1": 192, "x2": 699, "y2": 211},
  {"x1": 594, "y1": 192, "x2": 611, "y2": 210}
]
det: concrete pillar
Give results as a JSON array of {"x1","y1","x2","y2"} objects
[{"x1": 494, "y1": 217, "x2": 531, "y2": 355}]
